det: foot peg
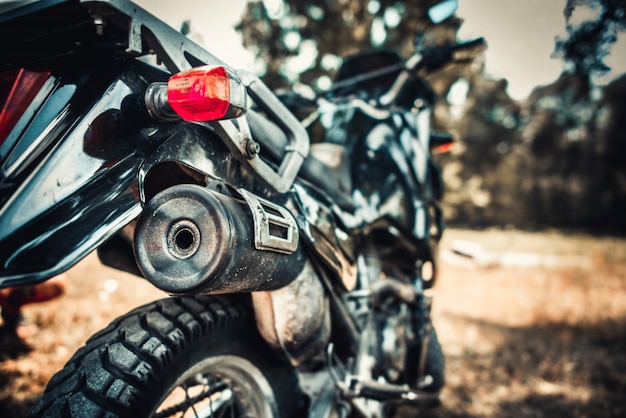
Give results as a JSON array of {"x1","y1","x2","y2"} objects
[
  {"x1": 342, "y1": 375, "x2": 440, "y2": 405},
  {"x1": 327, "y1": 343, "x2": 440, "y2": 405}
]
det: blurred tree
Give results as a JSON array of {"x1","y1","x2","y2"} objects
[
  {"x1": 236, "y1": 0, "x2": 461, "y2": 90},
  {"x1": 509, "y1": 0, "x2": 626, "y2": 231},
  {"x1": 556, "y1": 0, "x2": 626, "y2": 78},
  {"x1": 236, "y1": 0, "x2": 626, "y2": 233}
]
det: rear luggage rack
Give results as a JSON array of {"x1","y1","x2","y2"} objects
[{"x1": 1, "y1": 0, "x2": 309, "y2": 193}]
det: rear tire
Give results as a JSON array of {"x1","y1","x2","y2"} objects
[{"x1": 29, "y1": 295, "x2": 305, "y2": 417}]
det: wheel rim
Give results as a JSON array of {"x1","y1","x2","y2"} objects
[{"x1": 152, "y1": 355, "x2": 279, "y2": 418}]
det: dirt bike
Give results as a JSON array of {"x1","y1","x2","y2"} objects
[{"x1": 0, "y1": 0, "x2": 484, "y2": 416}]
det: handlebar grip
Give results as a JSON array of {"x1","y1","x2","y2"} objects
[
  {"x1": 451, "y1": 37, "x2": 487, "y2": 60},
  {"x1": 452, "y1": 37, "x2": 486, "y2": 51}
]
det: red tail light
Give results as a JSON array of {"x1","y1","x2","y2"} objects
[
  {"x1": 0, "y1": 69, "x2": 51, "y2": 145},
  {"x1": 167, "y1": 65, "x2": 232, "y2": 122}
]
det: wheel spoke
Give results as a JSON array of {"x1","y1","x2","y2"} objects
[
  {"x1": 195, "y1": 388, "x2": 233, "y2": 418},
  {"x1": 153, "y1": 379, "x2": 230, "y2": 418}
]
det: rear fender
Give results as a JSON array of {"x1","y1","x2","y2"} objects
[{"x1": 0, "y1": 64, "x2": 167, "y2": 287}]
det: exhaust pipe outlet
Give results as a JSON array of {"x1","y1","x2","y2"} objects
[{"x1": 134, "y1": 184, "x2": 306, "y2": 294}]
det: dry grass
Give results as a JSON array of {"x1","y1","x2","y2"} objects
[
  {"x1": 1, "y1": 229, "x2": 625, "y2": 417},
  {"x1": 0, "y1": 254, "x2": 166, "y2": 417},
  {"x1": 399, "y1": 228, "x2": 626, "y2": 418}
]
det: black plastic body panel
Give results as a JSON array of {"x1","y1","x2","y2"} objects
[{"x1": 0, "y1": 57, "x2": 171, "y2": 287}]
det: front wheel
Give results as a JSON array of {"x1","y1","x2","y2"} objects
[{"x1": 29, "y1": 295, "x2": 305, "y2": 417}]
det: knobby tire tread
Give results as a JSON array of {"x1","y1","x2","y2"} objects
[{"x1": 29, "y1": 295, "x2": 300, "y2": 418}]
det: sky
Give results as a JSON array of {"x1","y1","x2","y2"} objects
[
  {"x1": 134, "y1": 0, "x2": 252, "y2": 68},
  {"x1": 135, "y1": 0, "x2": 626, "y2": 101},
  {"x1": 456, "y1": 0, "x2": 626, "y2": 99},
  {"x1": 456, "y1": 0, "x2": 566, "y2": 99}
]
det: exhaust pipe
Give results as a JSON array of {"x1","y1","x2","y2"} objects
[{"x1": 134, "y1": 184, "x2": 306, "y2": 294}]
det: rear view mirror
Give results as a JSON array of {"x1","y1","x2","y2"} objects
[{"x1": 428, "y1": 0, "x2": 458, "y2": 23}]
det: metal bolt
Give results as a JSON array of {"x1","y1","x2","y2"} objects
[{"x1": 245, "y1": 139, "x2": 260, "y2": 159}]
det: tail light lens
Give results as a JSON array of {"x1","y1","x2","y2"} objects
[
  {"x1": 167, "y1": 65, "x2": 245, "y2": 122},
  {"x1": 431, "y1": 142, "x2": 453, "y2": 153},
  {"x1": 0, "y1": 69, "x2": 51, "y2": 145}
]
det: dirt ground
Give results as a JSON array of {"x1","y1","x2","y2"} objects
[{"x1": 1, "y1": 228, "x2": 625, "y2": 417}]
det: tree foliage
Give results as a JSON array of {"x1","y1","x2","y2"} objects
[
  {"x1": 237, "y1": 0, "x2": 626, "y2": 233},
  {"x1": 556, "y1": 0, "x2": 626, "y2": 77},
  {"x1": 237, "y1": 0, "x2": 461, "y2": 90}
]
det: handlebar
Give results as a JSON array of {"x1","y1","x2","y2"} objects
[
  {"x1": 248, "y1": 39, "x2": 486, "y2": 152},
  {"x1": 450, "y1": 37, "x2": 488, "y2": 62},
  {"x1": 380, "y1": 37, "x2": 486, "y2": 106},
  {"x1": 413, "y1": 37, "x2": 486, "y2": 72}
]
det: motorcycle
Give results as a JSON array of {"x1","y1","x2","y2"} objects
[{"x1": 0, "y1": 0, "x2": 484, "y2": 416}]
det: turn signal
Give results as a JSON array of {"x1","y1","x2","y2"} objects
[
  {"x1": 429, "y1": 131, "x2": 454, "y2": 153},
  {"x1": 432, "y1": 142, "x2": 453, "y2": 153},
  {"x1": 167, "y1": 65, "x2": 245, "y2": 122}
]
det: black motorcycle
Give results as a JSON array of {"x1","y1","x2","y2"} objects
[{"x1": 0, "y1": 0, "x2": 484, "y2": 416}]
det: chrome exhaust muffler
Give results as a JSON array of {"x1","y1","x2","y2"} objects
[{"x1": 134, "y1": 184, "x2": 306, "y2": 294}]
